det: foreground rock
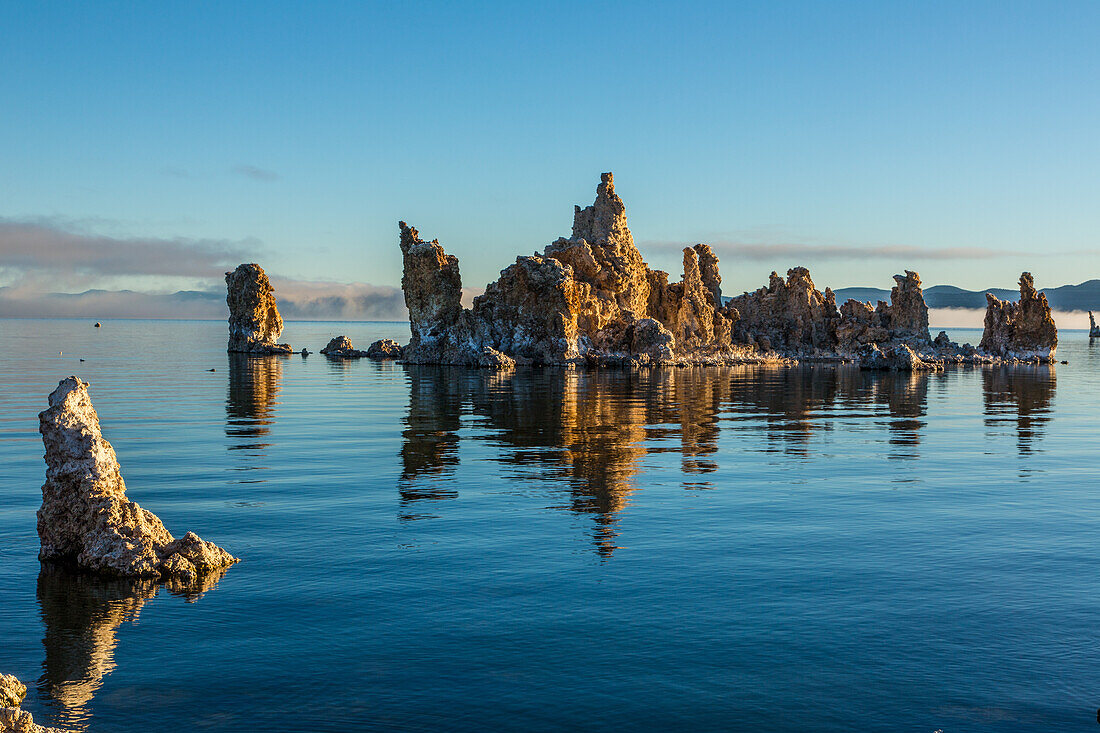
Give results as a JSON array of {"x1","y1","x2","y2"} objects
[
  {"x1": 1090, "y1": 311, "x2": 1100, "y2": 338},
  {"x1": 367, "y1": 339, "x2": 403, "y2": 359},
  {"x1": 397, "y1": 173, "x2": 1057, "y2": 368},
  {"x1": 225, "y1": 263, "x2": 293, "y2": 354},
  {"x1": 979, "y1": 273, "x2": 1058, "y2": 361},
  {"x1": 320, "y1": 336, "x2": 368, "y2": 358},
  {"x1": 38, "y1": 377, "x2": 239, "y2": 581},
  {"x1": 1, "y1": 674, "x2": 68, "y2": 733}
]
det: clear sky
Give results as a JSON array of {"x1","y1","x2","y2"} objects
[{"x1": 2, "y1": 0, "x2": 1099, "y2": 313}]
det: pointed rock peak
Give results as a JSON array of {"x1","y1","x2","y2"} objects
[
  {"x1": 1019, "y1": 271, "x2": 1037, "y2": 300},
  {"x1": 572, "y1": 172, "x2": 631, "y2": 248}
]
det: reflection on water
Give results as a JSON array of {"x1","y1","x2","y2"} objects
[
  {"x1": 35, "y1": 565, "x2": 228, "y2": 731},
  {"x1": 983, "y1": 365, "x2": 1057, "y2": 455},
  {"x1": 398, "y1": 364, "x2": 1055, "y2": 554},
  {"x1": 226, "y1": 354, "x2": 284, "y2": 457}
]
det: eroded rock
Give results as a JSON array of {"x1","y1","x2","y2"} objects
[
  {"x1": 320, "y1": 336, "x2": 368, "y2": 358},
  {"x1": 226, "y1": 264, "x2": 292, "y2": 354},
  {"x1": 367, "y1": 339, "x2": 403, "y2": 359},
  {"x1": 1, "y1": 674, "x2": 68, "y2": 733},
  {"x1": 37, "y1": 377, "x2": 239, "y2": 580},
  {"x1": 980, "y1": 273, "x2": 1058, "y2": 361},
  {"x1": 397, "y1": 173, "x2": 1056, "y2": 368}
]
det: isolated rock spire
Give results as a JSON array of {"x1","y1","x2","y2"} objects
[
  {"x1": 225, "y1": 263, "x2": 292, "y2": 354},
  {"x1": 37, "y1": 377, "x2": 239, "y2": 581},
  {"x1": 979, "y1": 272, "x2": 1058, "y2": 359}
]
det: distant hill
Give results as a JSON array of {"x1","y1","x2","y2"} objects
[{"x1": 830, "y1": 279, "x2": 1100, "y2": 311}]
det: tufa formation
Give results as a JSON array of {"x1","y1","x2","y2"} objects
[
  {"x1": 37, "y1": 377, "x2": 239, "y2": 582},
  {"x1": 397, "y1": 173, "x2": 1057, "y2": 370},
  {"x1": 1, "y1": 673, "x2": 68, "y2": 733},
  {"x1": 225, "y1": 263, "x2": 292, "y2": 354}
]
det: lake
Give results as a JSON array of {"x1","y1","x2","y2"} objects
[{"x1": 2, "y1": 318, "x2": 1099, "y2": 731}]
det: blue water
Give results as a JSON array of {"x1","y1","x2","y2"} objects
[{"x1": 2, "y1": 318, "x2": 1099, "y2": 732}]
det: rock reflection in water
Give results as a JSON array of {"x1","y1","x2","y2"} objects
[
  {"x1": 225, "y1": 354, "x2": 284, "y2": 453},
  {"x1": 399, "y1": 364, "x2": 1051, "y2": 554},
  {"x1": 35, "y1": 565, "x2": 228, "y2": 731},
  {"x1": 983, "y1": 365, "x2": 1056, "y2": 455}
]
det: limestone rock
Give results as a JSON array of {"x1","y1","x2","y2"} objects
[
  {"x1": 0, "y1": 677, "x2": 25, "y2": 709},
  {"x1": 225, "y1": 264, "x2": 292, "y2": 354},
  {"x1": 859, "y1": 343, "x2": 942, "y2": 371},
  {"x1": 37, "y1": 377, "x2": 239, "y2": 580},
  {"x1": 0, "y1": 674, "x2": 69, "y2": 733},
  {"x1": 396, "y1": 173, "x2": 1056, "y2": 367},
  {"x1": 367, "y1": 339, "x2": 404, "y2": 359},
  {"x1": 979, "y1": 273, "x2": 1058, "y2": 361},
  {"x1": 320, "y1": 336, "x2": 368, "y2": 358}
]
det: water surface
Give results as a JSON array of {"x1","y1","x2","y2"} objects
[{"x1": 2, "y1": 319, "x2": 1099, "y2": 731}]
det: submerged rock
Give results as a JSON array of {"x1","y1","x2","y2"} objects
[
  {"x1": 1, "y1": 674, "x2": 68, "y2": 733},
  {"x1": 320, "y1": 336, "x2": 369, "y2": 358},
  {"x1": 225, "y1": 264, "x2": 293, "y2": 354},
  {"x1": 37, "y1": 377, "x2": 239, "y2": 581},
  {"x1": 366, "y1": 339, "x2": 403, "y2": 359},
  {"x1": 397, "y1": 173, "x2": 1056, "y2": 368},
  {"x1": 979, "y1": 273, "x2": 1058, "y2": 361}
]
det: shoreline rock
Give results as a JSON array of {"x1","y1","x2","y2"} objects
[
  {"x1": 396, "y1": 173, "x2": 1058, "y2": 369},
  {"x1": 225, "y1": 264, "x2": 293, "y2": 354},
  {"x1": 37, "y1": 377, "x2": 239, "y2": 581},
  {"x1": 1, "y1": 673, "x2": 68, "y2": 733}
]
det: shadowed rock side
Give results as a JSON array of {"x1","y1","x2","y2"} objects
[
  {"x1": 398, "y1": 173, "x2": 1057, "y2": 369},
  {"x1": 38, "y1": 377, "x2": 238, "y2": 581},
  {"x1": 1, "y1": 672, "x2": 68, "y2": 732},
  {"x1": 225, "y1": 263, "x2": 292, "y2": 354},
  {"x1": 980, "y1": 273, "x2": 1058, "y2": 360}
]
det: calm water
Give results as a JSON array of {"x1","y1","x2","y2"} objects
[{"x1": 2, "y1": 318, "x2": 1100, "y2": 732}]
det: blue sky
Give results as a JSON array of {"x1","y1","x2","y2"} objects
[{"x1": 2, "y1": 0, "x2": 1098, "y2": 313}]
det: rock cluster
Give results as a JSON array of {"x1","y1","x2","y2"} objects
[
  {"x1": 225, "y1": 263, "x2": 292, "y2": 354},
  {"x1": 396, "y1": 173, "x2": 1057, "y2": 369},
  {"x1": 320, "y1": 336, "x2": 369, "y2": 358},
  {"x1": 38, "y1": 377, "x2": 239, "y2": 581},
  {"x1": 1, "y1": 674, "x2": 67, "y2": 733},
  {"x1": 399, "y1": 173, "x2": 769, "y2": 367},
  {"x1": 979, "y1": 273, "x2": 1058, "y2": 360}
]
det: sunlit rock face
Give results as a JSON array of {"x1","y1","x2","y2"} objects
[
  {"x1": 367, "y1": 339, "x2": 403, "y2": 359},
  {"x1": 320, "y1": 336, "x2": 369, "y2": 358},
  {"x1": 398, "y1": 173, "x2": 768, "y2": 367},
  {"x1": 980, "y1": 273, "x2": 1058, "y2": 361},
  {"x1": 0, "y1": 676, "x2": 25, "y2": 709},
  {"x1": 37, "y1": 377, "x2": 239, "y2": 581},
  {"x1": 225, "y1": 263, "x2": 292, "y2": 354}
]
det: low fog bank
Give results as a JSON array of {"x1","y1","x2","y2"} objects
[
  {"x1": 0, "y1": 281, "x2": 485, "y2": 321},
  {"x1": 930, "y1": 307, "x2": 1092, "y2": 331}
]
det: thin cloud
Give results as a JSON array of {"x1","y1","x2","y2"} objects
[
  {"x1": 0, "y1": 217, "x2": 254, "y2": 281},
  {"x1": 640, "y1": 240, "x2": 1026, "y2": 261},
  {"x1": 232, "y1": 164, "x2": 279, "y2": 182}
]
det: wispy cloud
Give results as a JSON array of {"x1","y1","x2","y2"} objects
[
  {"x1": 0, "y1": 217, "x2": 254, "y2": 285},
  {"x1": 640, "y1": 240, "x2": 1027, "y2": 261},
  {"x1": 232, "y1": 164, "x2": 279, "y2": 182}
]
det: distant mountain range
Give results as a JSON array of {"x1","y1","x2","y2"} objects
[
  {"x1": 832, "y1": 279, "x2": 1100, "y2": 311},
  {"x1": 3, "y1": 279, "x2": 1099, "y2": 321}
]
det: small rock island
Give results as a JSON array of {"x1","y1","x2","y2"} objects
[
  {"x1": 37, "y1": 377, "x2": 238, "y2": 582},
  {"x1": 226, "y1": 263, "x2": 293, "y2": 354},
  {"x1": 397, "y1": 173, "x2": 1057, "y2": 369}
]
